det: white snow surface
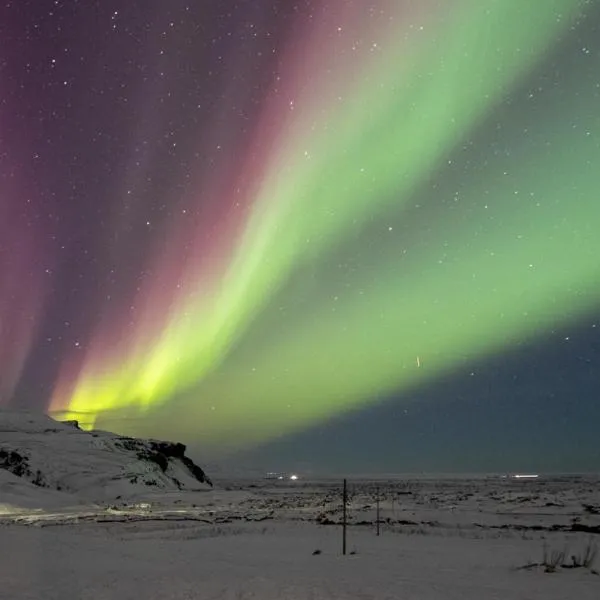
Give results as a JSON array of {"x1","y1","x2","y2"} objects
[{"x1": 1, "y1": 410, "x2": 599, "y2": 599}]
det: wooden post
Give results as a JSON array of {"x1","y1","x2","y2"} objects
[
  {"x1": 342, "y1": 478, "x2": 347, "y2": 555},
  {"x1": 376, "y1": 486, "x2": 380, "y2": 536}
]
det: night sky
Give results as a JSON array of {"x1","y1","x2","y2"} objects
[{"x1": 1, "y1": 0, "x2": 599, "y2": 474}]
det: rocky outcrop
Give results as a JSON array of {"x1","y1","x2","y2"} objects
[
  {"x1": 113, "y1": 437, "x2": 212, "y2": 487},
  {"x1": 0, "y1": 449, "x2": 46, "y2": 486}
]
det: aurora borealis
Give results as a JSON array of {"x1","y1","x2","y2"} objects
[{"x1": 1, "y1": 0, "x2": 600, "y2": 469}]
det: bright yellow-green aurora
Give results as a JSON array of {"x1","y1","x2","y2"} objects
[{"x1": 2, "y1": 0, "x2": 597, "y2": 457}]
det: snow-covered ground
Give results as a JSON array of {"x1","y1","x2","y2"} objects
[
  {"x1": 1, "y1": 411, "x2": 598, "y2": 599},
  {"x1": 1, "y1": 511, "x2": 598, "y2": 600}
]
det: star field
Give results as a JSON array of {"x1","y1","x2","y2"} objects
[{"x1": 1, "y1": 0, "x2": 599, "y2": 471}]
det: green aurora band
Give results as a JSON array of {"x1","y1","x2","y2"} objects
[{"x1": 54, "y1": 0, "x2": 598, "y2": 452}]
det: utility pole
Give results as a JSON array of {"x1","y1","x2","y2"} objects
[
  {"x1": 342, "y1": 478, "x2": 347, "y2": 555},
  {"x1": 376, "y1": 486, "x2": 380, "y2": 536}
]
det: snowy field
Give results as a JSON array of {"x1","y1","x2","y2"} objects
[
  {"x1": 1, "y1": 413, "x2": 598, "y2": 599},
  {"x1": 1, "y1": 476, "x2": 599, "y2": 600}
]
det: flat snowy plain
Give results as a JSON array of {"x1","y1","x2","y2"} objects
[
  {"x1": 2, "y1": 476, "x2": 599, "y2": 599},
  {"x1": 1, "y1": 413, "x2": 598, "y2": 599}
]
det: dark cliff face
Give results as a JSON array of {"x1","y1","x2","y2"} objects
[
  {"x1": 180, "y1": 454, "x2": 213, "y2": 487},
  {"x1": 113, "y1": 437, "x2": 213, "y2": 487}
]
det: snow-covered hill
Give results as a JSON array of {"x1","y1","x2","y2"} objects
[{"x1": 0, "y1": 410, "x2": 212, "y2": 509}]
